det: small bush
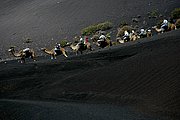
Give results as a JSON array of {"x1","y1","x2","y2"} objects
[
  {"x1": 175, "y1": 19, "x2": 180, "y2": 28},
  {"x1": 81, "y1": 21, "x2": 113, "y2": 36},
  {"x1": 151, "y1": 10, "x2": 158, "y2": 17},
  {"x1": 148, "y1": 10, "x2": 159, "y2": 18},
  {"x1": 116, "y1": 25, "x2": 133, "y2": 37},
  {"x1": 119, "y1": 21, "x2": 128, "y2": 28},
  {"x1": 59, "y1": 39, "x2": 68, "y2": 47},
  {"x1": 171, "y1": 8, "x2": 180, "y2": 19}
]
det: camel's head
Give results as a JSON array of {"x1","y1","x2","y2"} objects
[
  {"x1": 8, "y1": 46, "x2": 15, "y2": 52},
  {"x1": 41, "y1": 48, "x2": 46, "y2": 51},
  {"x1": 152, "y1": 26, "x2": 157, "y2": 29},
  {"x1": 66, "y1": 42, "x2": 72, "y2": 46}
]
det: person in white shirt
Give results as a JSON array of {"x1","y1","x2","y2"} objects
[
  {"x1": 161, "y1": 19, "x2": 169, "y2": 32},
  {"x1": 54, "y1": 43, "x2": 61, "y2": 55},
  {"x1": 123, "y1": 30, "x2": 130, "y2": 42},
  {"x1": 139, "y1": 28, "x2": 147, "y2": 38},
  {"x1": 97, "y1": 33, "x2": 106, "y2": 46}
]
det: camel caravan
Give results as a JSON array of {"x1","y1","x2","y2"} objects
[{"x1": 8, "y1": 17, "x2": 179, "y2": 63}]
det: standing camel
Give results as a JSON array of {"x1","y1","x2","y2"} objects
[
  {"x1": 152, "y1": 23, "x2": 176, "y2": 33},
  {"x1": 67, "y1": 42, "x2": 92, "y2": 55},
  {"x1": 8, "y1": 47, "x2": 36, "y2": 63},
  {"x1": 41, "y1": 47, "x2": 68, "y2": 59}
]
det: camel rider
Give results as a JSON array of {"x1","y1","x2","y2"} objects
[
  {"x1": 161, "y1": 19, "x2": 169, "y2": 31},
  {"x1": 54, "y1": 43, "x2": 61, "y2": 55},
  {"x1": 131, "y1": 30, "x2": 135, "y2": 34},
  {"x1": 84, "y1": 36, "x2": 88, "y2": 44},
  {"x1": 98, "y1": 33, "x2": 106, "y2": 42},
  {"x1": 123, "y1": 30, "x2": 130, "y2": 42},
  {"x1": 139, "y1": 28, "x2": 147, "y2": 38},
  {"x1": 147, "y1": 29, "x2": 152, "y2": 37},
  {"x1": 77, "y1": 36, "x2": 85, "y2": 46},
  {"x1": 23, "y1": 48, "x2": 30, "y2": 52},
  {"x1": 22, "y1": 48, "x2": 31, "y2": 56},
  {"x1": 97, "y1": 33, "x2": 106, "y2": 46},
  {"x1": 130, "y1": 30, "x2": 135, "y2": 36}
]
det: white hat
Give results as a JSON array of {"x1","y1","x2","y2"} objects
[
  {"x1": 163, "y1": 19, "x2": 168, "y2": 24},
  {"x1": 140, "y1": 29, "x2": 145, "y2": 32}
]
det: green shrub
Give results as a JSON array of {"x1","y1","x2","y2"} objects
[
  {"x1": 175, "y1": 19, "x2": 180, "y2": 28},
  {"x1": 116, "y1": 25, "x2": 133, "y2": 37},
  {"x1": 147, "y1": 10, "x2": 159, "y2": 18},
  {"x1": 81, "y1": 21, "x2": 113, "y2": 36},
  {"x1": 171, "y1": 8, "x2": 180, "y2": 19},
  {"x1": 150, "y1": 10, "x2": 158, "y2": 17},
  {"x1": 119, "y1": 21, "x2": 128, "y2": 28},
  {"x1": 59, "y1": 39, "x2": 68, "y2": 47}
]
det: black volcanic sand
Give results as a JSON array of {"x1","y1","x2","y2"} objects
[
  {"x1": 0, "y1": 0, "x2": 180, "y2": 59},
  {"x1": 1, "y1": 0, "x2": 180, "y2": 120},
  {"x1": 0, "y1": 29, "x2": 180, "y2": 120}
]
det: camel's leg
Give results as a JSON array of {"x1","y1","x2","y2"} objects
[
  {"x1": 109, "y1": 41, "x2": 112, "y2": 46},
  {"x1": 89, "y1": 46, "x2": 92, "y2": 51},
  {"x1": 76, "y1": 51, "x2": 78, "y2": 55},
  {"x1": 21, "y1": 58, "x2": 25, "y2": 63},
  {"x1": 31, "y1": 52, "x2": 36, "y2": 61},
  {"x1": 51, "y1": 55, "x2": 54, "y2": 59},
  {"x1": 62, "y1": 51, "x2": 68, "y2": 57},
  {"x1": 174, "y1": 26, "x2": 177, "y2": 30}
]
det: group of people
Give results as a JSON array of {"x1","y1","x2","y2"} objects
[
  {"x1": 77, "y1": 32, "x2": 107, "y2": 48},
  {"x1": 16, "y1": 19, "x2": 177, "y2": 60},
  {"x1": 121, "y1": 19, "x2": 171, "y2": 42},
  {"x1": 77, "y1": 36, "x2": 89, "y2": 46}
]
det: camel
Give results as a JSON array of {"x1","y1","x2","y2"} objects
[
  {"x1": 67, "y1": 42, "x2": 92, "y2": 55},
  {"x1": 8, "y1": 47, "x2": 36, "y2": 63},
  {"x1": 96, "y1": 39, "x2": 112, "y2": 48},
  {"x1": 91, "y1": 34, "x2": 99, "y2": 43},
  {"x1": 130, "y1": 34, "x2": 140, "y2": 41},
  {"x1": 41, "y1": 47, "x2": 68, "y2": 59},
  {"x1": 129, "y1": 30, "x2": 140, "y2": 41},
  {"x1": 91, "y1": 34, "x2": 112, "y2": 48},
  {"x1": 116, "y1": 37, "x2": 124, "y2": 43},
  {"x1": 152, "y1": 23, "x2": 176, "y2": 33},
  {"x1": 116, "y1": 30, "x2": 139, "y2": 43}
]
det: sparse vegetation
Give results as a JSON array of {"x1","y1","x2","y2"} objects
[
  {"x1": 23, "y1": 37, "x2": 33, "y2": 43},
  {"x1": 116, "y1": 25, "x2": 134, "y2": 37},
  {"x1": 59, "y1": 39, "x2": 68, "y2": 47},
  {"x1": 171, "y1": 8, "x2": 180, "y2": 19},
  {"x1": 148, "y1": 10, "x2": 159, "y2": 18},
  {"x1": 81, "y1": 21, "x2": 113, "y2": 36},
  {"x1": 119, "y1": 21, "x2": 128, "y2": 28}
]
